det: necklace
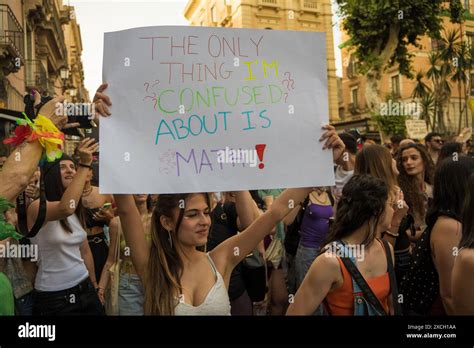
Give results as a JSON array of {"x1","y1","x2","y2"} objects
[{"x1": 310, "y1": 189, "x2": 328, "y2": 205}]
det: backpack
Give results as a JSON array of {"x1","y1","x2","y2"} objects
[
  {"x1": 399, "y1": 224, "x2": 439, "y2": 315},
  {"x1": 317, "y1": 239, "x2": 401, "y2": 316}
]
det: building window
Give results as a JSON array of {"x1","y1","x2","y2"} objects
[
  {"x1": 468, "y1": 32, "x2": 474, "y2": 47},
  {"x1": 351, "y1": 88, "x2": 359, "y2": 108},
  {"x1": 465, "y1": 0, "x2": 470, "y2": 11},
  {"x1": 391, "y1": 75, "x2": 401, "y2": 97},
  {"x1": 352, "y1": 59, "x2": 358, "y2": 75},
  {"x1": 303, "y1": 0, "x2": 317, "y2": 9}
]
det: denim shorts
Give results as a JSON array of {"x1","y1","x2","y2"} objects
[
  {"x1": 295, "y1": 244, "x2": 319, "y2": 289},
  {"x1": 118, "y1": 272, "x2": 144, "y2": 315}
]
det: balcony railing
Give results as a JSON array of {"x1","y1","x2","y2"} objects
[
  {"x1": 300, "y1": 0, "x2": 319, "y2": 12},
  {"x1": 25, "y1": 60, "x2": 50, "y2": 94},
  {"x1": 258, "y1": 0, "x2": 281, "y2": 10},
  {"x1": 0, "y1": 4, "x2": 25, "y2": 62}
]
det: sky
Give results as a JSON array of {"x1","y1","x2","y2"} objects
[{"x1": 68, "y1": 0, "x2": 342, "y2": 97}]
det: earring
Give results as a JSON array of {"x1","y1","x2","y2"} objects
[{"x1": 168, "y1": 230, "x2": 173, "y2": 248}]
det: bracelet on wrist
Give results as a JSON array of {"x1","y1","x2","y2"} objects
[{"x1": 78, "y1": 163, "x2": 93, "y2": 169}]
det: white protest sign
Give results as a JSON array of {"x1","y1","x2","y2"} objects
[
  {"x1": 100, "y1": 26, "x2": 334, "y2": 193},
  {"x1": 405, "y1": 119, "x2": 428, "y2": 139}
]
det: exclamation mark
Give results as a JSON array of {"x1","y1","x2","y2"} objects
[{"x1": 255, "y1": 144, "x2": 266, "y2": 169}]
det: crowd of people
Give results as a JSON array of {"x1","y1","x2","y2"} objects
[{"x1": 0, "y1": 84, "x2": 473, "y2": 316}]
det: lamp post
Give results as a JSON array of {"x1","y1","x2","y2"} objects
[{"x1": 59, "y1": 66, "x2": 70, "y2": 95}]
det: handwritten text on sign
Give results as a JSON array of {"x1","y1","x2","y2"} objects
[{"x1": 101, "y1": 26, "x2": 334, "y2": 193}]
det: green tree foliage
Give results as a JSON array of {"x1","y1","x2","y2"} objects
[{"x1": 337, "y1": 0, "x2": 462, "y2": 115}]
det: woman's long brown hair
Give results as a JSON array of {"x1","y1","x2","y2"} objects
[
  {"x1": 355, "y1": 144, "x2": 398, "y2": 200},
  {"x1": 144, "y1": 193, "x2": 210, "y2": 315},
  {"x1": 396, "y1": 143, "x2": 434, "y2": 223}
]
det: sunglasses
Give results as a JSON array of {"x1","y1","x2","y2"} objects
[{"x1": 433, "y1": 139, "x2": 444, "y2": 144}]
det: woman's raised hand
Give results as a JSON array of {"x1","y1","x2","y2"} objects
[
  {"x1": 93, "y1": 83, "x2": 112, "y2": 117},
  {"x1": 319, "y1": 124, "x2": 345, "y2": 162},
  {"x1": 77, "y1": 138, "x2": 99, "y2": 166},
  {"x1": 37, "y1": 96, "x2": 79, "y2": 130}
]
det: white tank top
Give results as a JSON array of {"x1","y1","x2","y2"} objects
[
  {"x1": 30, "y1": 214, "x2": 89, "y2": 291},
  {"x1": 174, "y1": 253, "x2": 231, "y2": 315}
]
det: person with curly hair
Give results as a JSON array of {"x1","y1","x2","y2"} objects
[{"x1": 396, "y1": 143, "x2": 434, "y2": 242}]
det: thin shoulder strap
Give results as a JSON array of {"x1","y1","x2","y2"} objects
[
  {"x1": 206, "y1": 253, "x2": 218, "y2": 276},
  {"x1": 115, "y1": 219, "x2": 122, "y2": 263},
  {"x1": 381, "y1": 239, "x2": 401, "y2": 315}
]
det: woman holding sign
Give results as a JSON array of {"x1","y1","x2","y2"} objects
[{"x1": 111, "y1": 129, "x2": 344, "y2": 315}]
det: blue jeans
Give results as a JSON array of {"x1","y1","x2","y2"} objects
[
  {"x1": 118, "y1": 272, "x2": 144, "y2": 315},
  {"x1": 295, "y1": 244, "x2": 319, "y2": 289},
  {"x1": 15, "y1": 291, "x2": 34, "y2": 316}
]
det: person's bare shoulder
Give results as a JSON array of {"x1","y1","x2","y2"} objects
[
  {"x1": 431, "y1": 216, "x2": 461, "y2": 240},
  {"x1": 308, "y1": 245, "x2": 342, "y2": 281},
  {"x1": 457, "y1": 248, "x2": 474, "y2": 269}
]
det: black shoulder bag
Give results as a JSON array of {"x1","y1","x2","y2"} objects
[{"x1": 16, "y1": 177, "x2": 47, "y2": 238}]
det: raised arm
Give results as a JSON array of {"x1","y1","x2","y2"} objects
[
  {"x1": 211, "y1": 125, "x2": 344, "y2": 275},
  {"x1": 282, "y1": 205, "x2": 302, "y2": 226},
  {"x1": 212, "y1": 187, "x2": 312, "y2": 275},
  {"x1": 234, "y1": 191, "x2": 260, "y2": 230},
  {"x1": 114, "y1": 195, "x2": 149, "y2": 278},
  {"x1": 0, "y1": 96, "x2": 70, "y2": 202},
  {"x1": 0, "y1": 142, "x2": 43, "y2": 203},
  {"x1": 26, "y1": 138, "x2": 98, "y2": 228}
]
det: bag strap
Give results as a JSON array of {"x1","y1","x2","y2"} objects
[
  {"x1": 381, "y1": 239, "x2": 402, "y2": 315},
  {"x1": 337, "y1": 241, "x2": 387, "y2": 316},
  {"x1": 115, "y1": 219, "x2": 122, "y2": 263},
  {"x1": 16, "y1": 178, "x2": 47, "y2": 238}
]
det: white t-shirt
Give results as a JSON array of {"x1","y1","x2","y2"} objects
[
  {"x1": 31, "y1": 214, "x2": 89, "y2": 291},
  {"x1": 332, "y1": 165, "x2": 354, "y2": 202}
]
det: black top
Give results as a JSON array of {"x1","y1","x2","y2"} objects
[
  {"x1": 395, "y1": 214, "x2": 414, "y2": 251},
  {"x1": 207, "y1": 202, "x2": 246, "y2": 301},
  {"x1": 84, "y1": 207, "x2": 106, "y2": 230}
]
